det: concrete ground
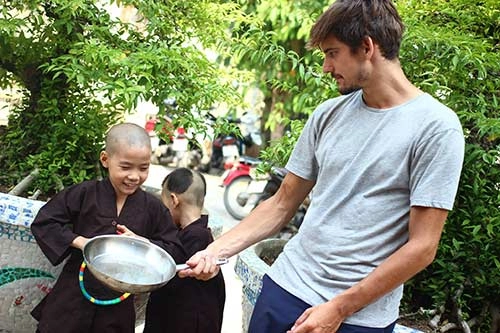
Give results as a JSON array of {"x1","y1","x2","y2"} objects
[{"x1": 135, "y1": 164, "x2": 243, "y2": 333}]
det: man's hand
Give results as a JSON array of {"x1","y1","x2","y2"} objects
[
  {"x1": 178, "y1": 249, "x2": 220, "y2": 281},
  {"x1": 288, "y1": 301, "x2": 344, "y2": 333}
]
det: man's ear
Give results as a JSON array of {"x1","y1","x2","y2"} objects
[
  {"x1": 362, "y1": 36, "x2": 375, "y2": 59},
  {"x1": 100, "y1": 151, "x2": 109, "y2": 168}
]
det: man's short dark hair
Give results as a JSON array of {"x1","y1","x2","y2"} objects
[{"x1": 309, "y1": 0, "x2": 405, "y2": 60}]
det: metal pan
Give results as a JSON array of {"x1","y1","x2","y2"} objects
[{"x1": 82, "y1": 234, "x2": 227, "y2": 294}]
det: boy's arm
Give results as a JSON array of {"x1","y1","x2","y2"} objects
[{"x1": 30, "y1": 191, "x2": 81, "y2": 265}]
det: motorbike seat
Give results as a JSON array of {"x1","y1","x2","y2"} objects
[
  {"x1": 271, "y1": 167, "x2": 288, "y2": 179},
  {"x1": 239, "y1": 155, "x2": 261, "y2": 166}
]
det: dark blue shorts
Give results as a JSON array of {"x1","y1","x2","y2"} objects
[{"x1": 248, "y1": 274, "x2": 396, "y2": 333}]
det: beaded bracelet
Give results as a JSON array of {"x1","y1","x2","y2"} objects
[{"x1": 79, "y1": 261, "x2": 131, "y2": 306}]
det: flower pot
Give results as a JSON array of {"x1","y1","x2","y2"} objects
[
  {"x1": 234, "y1": 237, "x2": 423, "y2": 333},
  {"x1": 234, "y1": 238, "x2": 287, "y2": 331}
]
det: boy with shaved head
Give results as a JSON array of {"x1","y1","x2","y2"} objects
[
  {"x1": 143, "y1": 168, "x2": 225, "y2": 333},
  {"x1": 30, "y1": 123, "x2": 185, "y2": 333}
]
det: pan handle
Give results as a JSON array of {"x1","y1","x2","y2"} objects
[{"x1": 175, "y1": 258, "x2": 229, "y2": 271}]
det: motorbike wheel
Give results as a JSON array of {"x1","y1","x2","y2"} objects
[
  {"x1": 223, "y1": 176, "x2": 254, "y2": 220},
  {"x1": 198, "y1": 162, "x2": 210, "y2": 173},
  {"x1": 175, "y1": 151, "x2": 190, "y2": 168}
]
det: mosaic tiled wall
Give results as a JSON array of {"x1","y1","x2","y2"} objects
[{"x1": 0, "y1": 193, "x2": 60, "y2": 332}]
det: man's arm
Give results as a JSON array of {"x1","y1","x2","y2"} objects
[
  {"x1": 289, "y1": 206, "x2": 448, "y2": 333},
  {"x1": 179, "y1": 172, "x2": 315, "y2": 279}
]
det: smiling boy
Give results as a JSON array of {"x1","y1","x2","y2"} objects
[{"x1": 31, "y1": 123, "x2": 185, "y2": 333}]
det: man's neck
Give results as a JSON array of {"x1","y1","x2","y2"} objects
[{"x1": 362, "y1": 59, "x2": 422, "y2": 109}]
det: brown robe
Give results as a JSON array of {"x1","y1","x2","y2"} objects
[
  {"x1": 30, "y1": 178, "x2": 186, "y2": 333},
  {"x1": 143, "y1": 215, "x2": 226, "y2": 333}
]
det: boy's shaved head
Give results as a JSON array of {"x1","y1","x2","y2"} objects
[
  {"x1": 162, "y1": 168, "x2": 206, "y2": 208},
  {"x1": 105, "y1": 123, "x2": 152, "y2": 155}
]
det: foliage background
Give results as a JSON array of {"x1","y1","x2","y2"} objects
[
  {"x1": 396, "y1": 1, "x2": 500, "y2": 329},
  {"x1": 0, "y1": 0, "x2": 251, "y2": 192}
]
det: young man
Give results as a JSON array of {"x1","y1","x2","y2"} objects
[
  {"x1": 31, "y1": 123, "x2": 185, "y2": 333},
  {"x1": 180, "y1": 1, "x2": 465, "y2": 332}
]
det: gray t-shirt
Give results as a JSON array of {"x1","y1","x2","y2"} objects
[{"x1": 268, "y1": 90, "x2": 464, "y2": 327}]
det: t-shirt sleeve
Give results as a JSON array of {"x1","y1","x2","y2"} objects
[
  {"x1": 286, "y1": 114, "x2": 320, "y2": 181},
  {"x1": 410, "y1": 128, "x2": 465, "y2": 210}
]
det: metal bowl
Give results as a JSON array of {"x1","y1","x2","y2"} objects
[{"x1": 83, "y1": 235, "x2": 178, "y2": 293}]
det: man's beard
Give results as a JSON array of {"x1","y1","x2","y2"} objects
[
  {"x1": 338, "y1": 85, "x2": 361, "y2": 95},
  {"x1": 336, "y1": 66, "x2": 367, "y2": 95}
]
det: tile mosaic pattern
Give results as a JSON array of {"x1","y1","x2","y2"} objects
[
  {"x1": 0, "y1": 267, "x2": 54, "y2": 287},
  {"x1": 0, "y1": 223, "x2": 37, "y2": 243},
  {"x1": 394, "y1": 324, "x2": 424, "y2": 332},
  {"x1": 234, "y1": 239, "x2": 274, "y2": 306},
  {"x1": 0, "y1": 193, "x2": 45, "y2": 227},
  {"x1": 207, "y1": 213, "x2": 224, "y2": 239},
  {"x1": 0, "y1": 233, "x2": 61, "y2": 332},
  {"x1": 235, "y1": 239, "x2": 424, "y2": 333}
]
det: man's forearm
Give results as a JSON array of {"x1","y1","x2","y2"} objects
[
  {"x1": 208, "y1": 195, "x2": 293, "y2": 258},
  {"x1": 333, "y1": 207, "x2": 445, "y2": 318}
]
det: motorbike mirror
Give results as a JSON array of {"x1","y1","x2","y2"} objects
[{"x1": 163, "y1": 98, "x2": 177, "y2": 108}]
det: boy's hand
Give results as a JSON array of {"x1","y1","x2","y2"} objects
[
  {"x1": 71, "y1": 236, "x2": 90, "y2": 250},
  {"x1": 178, "y1": 250, "x2": 220, "y2": 281},
  {"x1": 116, "y1": 224, "x2": 149, "y2": 242}
]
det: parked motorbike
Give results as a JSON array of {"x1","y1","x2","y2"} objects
[
  {"x1": 210, "y1": 112, "x2": 262, "y2": 172},
  {"x1": 151, "y1": 121, "x2": 193, "y2": 168},
  {"x1": 222, "y1": 159, "x2": 308, "y2": 238},
  {"x1": 211, "y1": 132, "x2": 241, "y2": 171},
  {"x1": 151, "y1": 99, "x2": 212, "y2": 170},
  {"x1": 221, "y1": 156, "x2": 264, "y2": 219}
]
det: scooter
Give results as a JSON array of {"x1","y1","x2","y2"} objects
[
  {"x1": 210, "y1": 112, "x2": 262, "y2": 172},
  {"x1": 221, "y1": 156, "x2": 266, "y2": 220},
  {"x1": 211, "y1": 133, "x2": 241, "y2": 171},
  {"x1": 170, "y1": 127, "x2": 190, "y2": 167},
  {"x1": 222, "y1": 162, "x2": 308, "y2": 238},
  {"x1": 151, "y1": 125, "x2": 191, "y2": 167},
  {"x1": 151, "y1": 99, "x2": 210, "y2": 169}
]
